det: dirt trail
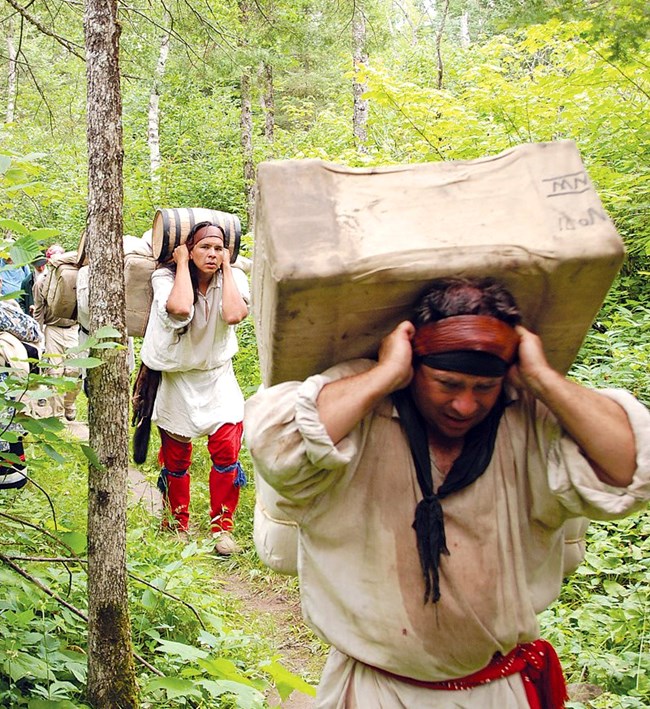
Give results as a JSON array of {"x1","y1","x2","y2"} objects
[{"x1": 216, "y1": 572, "x2": 320, "y2": 708}]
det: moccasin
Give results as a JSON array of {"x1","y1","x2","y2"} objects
[{"x1": 213, "y1": 531, "x2": 241, "y2": 556}]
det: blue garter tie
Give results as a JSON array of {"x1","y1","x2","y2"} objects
[
  {"x1": 157, "y1": 467, "x2": 188, "y2": 493},
  {"x1": 213, "y1": 461, "x2": 247, "y2": 488}
]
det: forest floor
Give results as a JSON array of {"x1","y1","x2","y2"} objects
[{"x1": 65, "y1": 419, "x2": 322, "y2": 708}]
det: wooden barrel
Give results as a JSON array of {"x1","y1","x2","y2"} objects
[{"x1": 152, "y1": 208, "x2": 241, "y2": 264}]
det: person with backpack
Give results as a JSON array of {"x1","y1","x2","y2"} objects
[
  {"x1": 0, "y1": 252, "x2": 30, "y2": 299},
  {"x1": 32, "y1": 244, "x2": 81, "y2": 421},
  {"x1": 0, "y1": 299, "x2": 43, "y2": 490},
  {"x1": 18, "y1": 254, "x2": 47, "y2": 315}
]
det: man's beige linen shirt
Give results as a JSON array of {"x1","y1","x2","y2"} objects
[{"x1": 245, "y1": 359, "x2": 650, "y2": 708}]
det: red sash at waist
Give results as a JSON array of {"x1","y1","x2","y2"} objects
[{"x1": 370, "y1": 639, "x2": 568, "y2": 709}]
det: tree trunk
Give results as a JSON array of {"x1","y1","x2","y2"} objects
[
  {"x1": 239, "y1": 0, "x2": 255, "y2": 230},
  {"x1": 149, "y1": 21, "x2": 170, "y2": 185},
  {"x1": 435, "y1": 0, "x2": 450, "y2": 90},
  {"x1": 260, "y1": 61, "x2": 274, "y2": 144},
  {"x1": 240, "y1": 71, "x2": 255, "y2": 229},
  {"x1": 83, "y1": 0, "x2": 138, "y2": 704},
  {"x1": 6, "y1": 19, "x2": 17, "y2": 123},
  {"x1": 460, "y1": 11, "x2": 470, "y2": 48},
  {"x1": 352, "y1": 9, "x2": 368, "y2": 153}
]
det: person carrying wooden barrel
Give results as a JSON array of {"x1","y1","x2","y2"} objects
[
  {"x1": 245, "y1": 276, "x2": 650, "y2": 707},
  {"x1": 139, "y1": 221, "x2": 249, "y2": 555}
]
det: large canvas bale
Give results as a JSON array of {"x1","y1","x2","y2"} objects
[
  {"x1": 43, "y1": 252, "x2": 80, "y2": 321},
  {"x1": 252, "y1": 140, "x2": 625, "y2": 387},
  {"x1": 125, "y1": 253, "x2": 156, "y2": 337}
]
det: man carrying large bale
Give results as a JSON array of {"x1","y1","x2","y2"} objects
[{"x1": 245, "y1": 276, "x2": 650, "y2": 708}]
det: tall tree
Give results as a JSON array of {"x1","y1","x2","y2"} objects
[
  {"x1": 148, "y1": 17, "x2": 171, "y2": 187},
  {"x1": 5, "y1": 17, "x2": 17, "y2": 123},
  {"x1": 83, "y1": 0, "x2": 137, "y2": 704},
  {"x1": 459, "y1": 10, "x2": 470, "y2": 48},
  {"x1": 352, "y1": 4, "x2": 369, "y2": 153},
  {"x1": 260, "y1": 60, "x2": 274, "y2": 144},
  {"x1": 435, "y1": 0, "x2": 450, "y2": 88},
  {"x1": 239, "y1": 0, "x2": 256, "y2": 229}
]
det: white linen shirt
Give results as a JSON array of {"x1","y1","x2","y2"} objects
[
  {"x1": 142, "y1": 266, "x2": 250, "y2": 439},
  {"x1": 141, "y1": 267, "x2": 249, "y2": 372}
]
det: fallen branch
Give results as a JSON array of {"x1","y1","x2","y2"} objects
[
  {"x1": 1, "y1": 551, "x2": 87, "y2": 619},
  {"x1": 0, "y1": 511, "x2": 75, "y2": 553},
  {"x1": 0, "y1": 552, "x2": 163, "y2": 676},
  {"x1": 2, "y1": 552, "x2": 207, "y2": 628}
]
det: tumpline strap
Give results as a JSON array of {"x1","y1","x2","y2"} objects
[{"x1": 392, "y1": 388, "x2": 509, "y2": 604}]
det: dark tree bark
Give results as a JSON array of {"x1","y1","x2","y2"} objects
[
  {"x1": 435, "y1": 0, "x2": 450, "y2": 90},
  {"x1": 83, "y1": 0, "x2": 138, "y2": 705}
]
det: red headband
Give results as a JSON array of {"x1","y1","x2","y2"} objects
[
  {"x1": 186, "y1": 225, "x2": 225, "y2": 250},
  {"x1": 413, "y1": 315, "x2": 519, "y2": 363}
]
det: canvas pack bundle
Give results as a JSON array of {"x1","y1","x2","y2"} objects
[
  {"x1": 74, "y1": 227, "x2": 247, "y2": 338},
  {"x1": 44, "y1": 251, "x2": 81, "y2": 321},
  {"x1": 56, "y1": 233, "x2": 155, "y2": 336},
  {"x1": 250, "y1": 139, "x2": 626, "y2": 575},
  {"x1": 123, "y1": 232, "x2": 156, "y2": 337},
  {"x1": 253, "y1": 472, "x2": 299, "y2": 575},
  {"x1": 125, "y1": 252, "x2": 156, "y2": 337},
  {"x1": 252, "y1": 139, "x2": 625, "y2": 386}
]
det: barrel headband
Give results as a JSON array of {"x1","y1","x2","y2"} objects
[
  {"x1": 413, "y1": 315, "x2": 519, "y2": 364},
  {"x1": 186, "y1": 224, "x2": 225, "y2": 250}
]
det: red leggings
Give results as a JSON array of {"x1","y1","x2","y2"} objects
[{"x1": 158, "y1": 423, "x2": 244, "y2": 533}]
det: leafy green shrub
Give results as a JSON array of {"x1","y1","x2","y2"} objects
[
  {"x1": 1, "y1": 427, "x2": 314, "y2": 707},
  {"x1": 540, "y1": 513, "x2": 649, "y2": 707},
  {"x1": 540, "y1": 284, "x2": 650, "y2": 706},
  {"x1": 571, "y1": 288, "x2": 650, "y2": 407}
]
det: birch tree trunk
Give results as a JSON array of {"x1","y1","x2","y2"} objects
[
  {"x1": 239, "y1": 0, "x2": 256, "y2": 230},
  {"x1": 240, "y1": 71, "x2": 255, "y2": 229},
  {"x1": 460, "y1": 11, "x2": 470, "y2": 48},
  {"x1": 149, "y1": 21, "x2": 170, "y2": 184},
  {"x1": 352, "y1": 8, "x2": 368, "y2": 153},
  {"x1": 84, "y1": 0, "x2": 137, "y2": 704},
  {"x1": 6, "y1": 19, "x2": 17, "y2": 123}
]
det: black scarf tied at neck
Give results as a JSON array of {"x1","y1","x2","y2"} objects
[{"x1": 392, "y1": 388, "x2": 509, "y2": 604}]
